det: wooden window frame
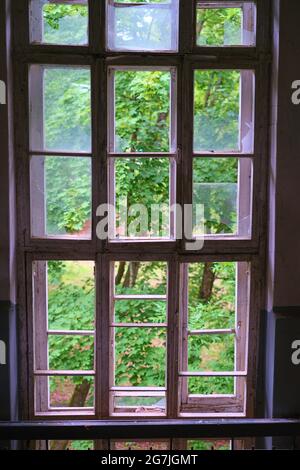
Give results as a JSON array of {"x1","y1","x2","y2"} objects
[{"x1": 13, "y1": 0, "x2": 271, "y2": 422}]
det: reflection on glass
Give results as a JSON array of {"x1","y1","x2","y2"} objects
[
  {"x1": 108, "y1": 0, "x2": 179, "y2": 52},
  {"x1": 193, "y1": 158, "x2": 238, "y2": 235},
  {"x1": 30, "y1": 156, "x2": 92, "y2": 239},
  {"x1": 196, "y1": 3, "x2": 256, "y2": 46},
  {"x1": 29, "y1": 66, "x2": 91, "y2": 152},
  {"x1": 194, "y1": 70, "x2": 241, "y2": 152}
]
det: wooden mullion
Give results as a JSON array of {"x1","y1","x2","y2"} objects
[
  {"x1": 166, "y1": 259, "x2": 179, "y2": 418},
  {"x1": 33, "y1": 260, "x2": 49, "y2": 413},
  {"x1": 179, "y1": 263, "x2": 189, "y2": 407}
]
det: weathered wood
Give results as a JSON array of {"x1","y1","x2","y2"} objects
[
  {"x1": 0, "y1": 419, "x2": 299, "y2": 440},
  {"x1": 12, "y1": 0, "x2": 271, "y2": 421}
]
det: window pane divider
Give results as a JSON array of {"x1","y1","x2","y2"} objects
[
  {"x1": 47, "y1": 330, "x2": 95, "y2": 336},
  {"x1": 114, "y1": 294, "x2": 166, "y2": 300},
  {"x1": 111, "y1": 323, "x2": 167, "y2": 328},
  {"x1": 108, "y1": 152, "x2": 177, "y2": 158},
  {"x1": 112, "y1": 3, "x2": 172, "y2": 9},
  {"x1": 30, "y1": 151, "x2": 92, "y2": 157},
  {"x1": 193, "y1": 153, "x2": 254, "y2": 159},
  {"x1": 113, "y1": 391, "x2": 165, "y2": 397},
  {"x1": 111, "y1": 386, "x2": 166, "y2": 392},
  {"x1": 34, "y1": 370, "x2": 95, "y2": 377},
  {"x1": 179, "y1": 371, "x2": 247, "y2": 377},
  {"x1": 188, "y1": 329, "x2": 236, "y2": 336}
]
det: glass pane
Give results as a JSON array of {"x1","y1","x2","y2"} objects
[
  {"x1": 112, "y1": 392, "x2": 166, "y2": 414},
  {"x1": 194, "y1": 70, "x2": 240, "y2": 152},
  {"x1": 188, "y1": 376, "x2": 235, "y2": 395},
  {"x1": 115, "y1": 262, "x2": 167, "y2": 296},
  {"x1": 188, "y1": 335, "x2": 235, "y2": 372},
  {"x1": 49, "y1": 376, "x2": 94, "y2": 408},
  {"x1": 188, "y1": 262, "x2": 236, "y2": 330},
  {"x1": 29, "y1": 66, "x2": 91, "y2": 152},
  {"x1": 107, "y1": 0, "x2": 179, "y2": 52},
  {"x1": 196, "y1": 2, "x2": 256, "y2": 46},
  {"x1": 194, "y1": 70, "x2": 254, "y2": 153},
  {"x1": 48, "y1": 336, "x2": 94, "y2": 371},
  {"x1": 30, "y1": 0, "x2": 89, "y2": 45},
  {"x1": 193, "y1": 158, "x2": 252, "y2": 236},
  {"x1": 114, "y1": 158, "x2": 170, "y2": 239},
  {"x1": 114, "y1": 70, "x2": 172, "y2": 152},
  {"x1": 30, "y1": 156, "x2": 92, "y2": 239},
  {"x1": 187, "y1": 439, "x2": 230, "y2": 450},
  {"x1": 47, "y1": 261, "x2": 95, "y2": 331},
  {"x1": 114, "y1": 327, "x2": 166, "y2": 387},
  {"x1": 115, "y1": 300, "x2": 167, "y2": 323},
  {"x1": 49, "y1": 441, "x2": 94, "y2": 451},
  {"x1": 111, "y1": 440, "x2": 170, "y2": 450}
]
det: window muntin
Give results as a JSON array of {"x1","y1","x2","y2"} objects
[
  {"x1": 107, "y1": 0, "x2": 179, "y2": 52},
  {"x1": 196, "y1": 1, "x2": 256, "y2": 47},
  {"x1": 30, "y1": 0, "x2": 89, "y2": 45}
]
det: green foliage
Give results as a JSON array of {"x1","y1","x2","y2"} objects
[{"x1": 197, "y1": 7, "x2": 242, "y2": 46}]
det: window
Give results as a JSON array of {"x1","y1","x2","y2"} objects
[{"x1": 15, "y1": 0, "x2": 268, "y2": 434}]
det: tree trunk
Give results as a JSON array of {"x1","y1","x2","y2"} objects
[
  {"x1": 199, "y1": 262, "x2": 215, "y2": 301},
  {"x1": 50, "y1": 379, "x2": 91, "y2": 451},
  {"x1": 122, "y1": 262, "x2": 141, "y2": 289},
  {"x1": 115, "y1": 261, "x2": 126, "y2": 286}
]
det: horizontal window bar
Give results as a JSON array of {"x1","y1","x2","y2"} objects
[
  {"x1": 113, "y1": 3, "x2": 172, "y2": 9},
  {"x1": 108, "y1": 152, "x2": 177, "y2": 158},
  {"x1": 34, "y1": 370, "x2": 95, "y2": 377},
  {"x1": 113, "y1": 391, "x2": 165, "y2": 397},
  {"x1": 179, "y1": 371, "x2": 247, "y2": 377},
  {"x1": 30, "y1": 151, "x2": 92, "y2": 158},
  {"x1": 47, "y1": 330, "x2": 95, "y2": 336},
  {"x1": 114, "y1": 295, "x2": 167, "y2": 301},
  {"x1": 193, "y1": 153, "x2": 254, "y2": 159},
  {"x1": 111, "y1": 323, "x2": 167, "y2": 328},
  {"x1": 188, "y1": 329, "x2": 236, "y2": 336},
  {"x1": 111, "y1": 386, "x2": 167, "y2": 392}
]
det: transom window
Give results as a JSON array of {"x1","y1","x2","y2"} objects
[{"x1": 14, "y1": 1, "x2": 268, "y2": 436}]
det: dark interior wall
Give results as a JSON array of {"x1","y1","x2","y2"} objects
[
  {"x1": 261, "y1": 0, "x2": 300, "y2": 449},
  {"x1": 0, "y1": 0, "x2": 18, "y2": 449}
]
